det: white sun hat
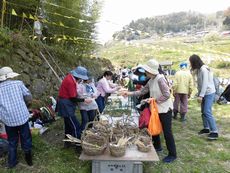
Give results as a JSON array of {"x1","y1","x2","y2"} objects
[
  {"x1": 0, "y1": 67, "x2": 20, "y2": 81},
  {"x1": 141, "y1": 59, "x2": 159, "y2": 75}
]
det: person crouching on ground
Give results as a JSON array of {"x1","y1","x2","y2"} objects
[
  {"x1": 122, "y1": 59, "x2": 177, "y2": 163},
  {"x1": 56, "y1": 66, "x2": 92, "y2": 148},
  {"x1": 172, "y1": 62, "x2": 193, "y2": 121},
  {"x1": 0, "y1": 67, "x2": 33, "y2": 168},
  {"x1": 189, "y1": 54, "x2": 218, "y2": 140}
]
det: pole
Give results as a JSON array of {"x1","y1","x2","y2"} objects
[
  {"x1": 39, "y1": 51, "x2": 62, "y2": 83},
  {"x1": 1, "y1": 0, "x2": 6, "y2": 28}
]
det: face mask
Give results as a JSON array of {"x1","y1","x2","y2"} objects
[{"x1": 139, "y1": 75, "x2": 146, "y2": 82}]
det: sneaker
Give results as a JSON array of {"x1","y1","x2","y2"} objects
[
  {"x1": 198, "y1": 129, "x2": 210, "y2": 135},
  {"x1": 25, "y1": 152, "x2": 33, "y2": 166},
  {"x1": 163, "y1": 155, "x2": 177, "y2": 163},
  {"x1": 207, "y1": 133, "x2": 218, "y2": 140}
]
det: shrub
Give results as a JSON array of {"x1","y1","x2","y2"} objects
[{"x1": 217, "y1": 61, "x2": 230, "y2": 68}]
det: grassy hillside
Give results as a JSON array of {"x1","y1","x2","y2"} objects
[
  {"x1": 99, "y1": 36, "x2": 230, "y2": 78},
  {"x1": 0, "y1": 100, "x2": 230, "y2": 173}
]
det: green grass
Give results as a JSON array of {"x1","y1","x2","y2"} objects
[
  {"x1": 99, "y1": 37, "x2": 230, "y2": 78},
  {"x1": 0, "y1": 100, "x2": 230, "y2": 173}
]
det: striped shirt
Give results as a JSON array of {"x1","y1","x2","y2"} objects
[{"x1": 0, "y1": 80, "x2": 32, "y2": 126}]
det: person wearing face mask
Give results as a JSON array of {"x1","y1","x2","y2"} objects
[
  {"x1": 56, "y1": 66, "x2": 92, "y2": 147},
  {"x1": 77, "y1": 75, "x2": 98, "y2": 131},
  {"x1": 122, "y1": 59, "x2": 177, "y2": 163},
  {"x1": 96, "y1": 71, "x2": 120, "y2": 113}
]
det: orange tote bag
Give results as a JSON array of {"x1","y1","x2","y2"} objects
[{"x1": 147, "y1": 99, "x2": 162, "y2": 136}]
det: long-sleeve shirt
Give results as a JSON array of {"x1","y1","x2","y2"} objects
[
  {"x1": 96, "y1": 77, "x2": 118, "y2": 97},
  {"x1": 77, "y1": 82, "x2": 98, "y2": 110},
  {"x1": 133, "y1": 74, "x2": 173, "y2": 113},
  {"x1": 0, "y1": 80, "x2": 32, "y2": 126},
  {"x1": 197, "y1": 65, "x2": 216, "y2": 97},
  {"x1": 173, "y1": 69, "x2": 193, "y2": 95}
]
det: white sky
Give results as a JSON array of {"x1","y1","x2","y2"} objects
[{"x1": 96, "y1": 0, "x2": 230, "y2": 43}]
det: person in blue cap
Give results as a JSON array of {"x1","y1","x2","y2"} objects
[
  {"x1": 56, "y1": 66, "x2": 92, "y2": 148},
  {"x1": 172, "y1": 62, "x2": 193, "y2": 121}
]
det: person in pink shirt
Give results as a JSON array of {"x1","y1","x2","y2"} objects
[{"x1": 96, "y1": 71, "x2": 120, "y2": 113}]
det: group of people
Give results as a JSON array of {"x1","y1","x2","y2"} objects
[
  {"x1": 121, "y1": 54, "x2": 219, "y2": 163},
  {"x1": 56, "y1": 67, "x2": 120, "y2": 147},
  {"x1": 0, "y1": 53, "x2": 220, "y2": 167}
]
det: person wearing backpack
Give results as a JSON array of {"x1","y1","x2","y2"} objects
[
  {"x1": 189, "y1": 54, "x2": 218, "y2": 140},
  {"x1": 0, "y1": 67, "x2": 33, "y2": 168}
]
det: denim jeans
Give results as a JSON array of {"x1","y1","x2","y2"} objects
[
  {"x1": 201, "y1": 93, "x2": 218, "y2": 132},
  {"x1": 96, "y1": 95, "x2": 105, "y2": 113},
  {"x1": 80, "y1": 109, "x2": 96, "y2": 131},
  {"x1": 5, "y1": 121, "x2": 32, "y2": 167}
]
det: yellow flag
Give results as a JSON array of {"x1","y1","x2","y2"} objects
[
  {"x1": 22, "y1": 13, "x2": 28, "y2": 18},
  {"x1": 57, "y1": 38, "x2": 62, "y2": 42},
  {"x1": 29, "y1": 14, "x2": 35, "y2": 20},
  {"x1": 12, "y1": 9, "x2": 17, "y2": 16},
  {"x1": 63, "y1": 35, "x2": 67, "y2": 40},
  {"x1": 59, "y1": 22, "x2": 64, "y2": 26}
]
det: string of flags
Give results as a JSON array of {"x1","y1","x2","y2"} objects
[
  {"x1": 6, "y1": 1, "x2": 94, "y2": 24},
  {"x1": 10, "y1": 8, "x2": 93, "y2": 34},
  {"x1": 8, "y1": 8, "x2": 96, "y2": 44}
]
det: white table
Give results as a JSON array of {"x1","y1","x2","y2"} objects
[{"x1": 80, "y1": 145, "x2": 159, "y2": 173}]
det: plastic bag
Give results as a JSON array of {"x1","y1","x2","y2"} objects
[
  {"x1": 147, "y1": 99, "x2": 162, "y2": 136},
  {"x1": 139, "y1": 104, "x2": 151, "y2": 129}
]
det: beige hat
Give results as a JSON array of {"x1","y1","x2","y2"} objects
[
  {"x1": 141, "y1": 59, "x2": 159, "y2": 75},
  {"x1": 0, "y1": 67, "x2": 20, "y2": 81}
]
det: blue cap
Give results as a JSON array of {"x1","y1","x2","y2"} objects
[
  {"x1": 70, "y1": 66, "x2": 88, "y2": 80},
  {"x1": 180, "y1": 62, "x2": 187, "y2": 69}
]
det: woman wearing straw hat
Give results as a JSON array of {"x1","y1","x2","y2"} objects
[
  {"x1": 0, "y1": 67, "x2": 33, "y2": 168},
  {"x1": 122, "y1": 59, "x2": 177, "y2": 163}
]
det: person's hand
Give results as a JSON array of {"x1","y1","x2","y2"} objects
[
  {"x1": 121, "y1": 91, "x2": 131, "y2": 97},
  {"x1": 84, "y1": 98, "x2": 93, "y2": 104},
  {"x1": 116, "y1": 86, "x2": 122, "y2": 90},
  {"x1": 197, "y1": 96, "x2": 203, "y2": 103}
]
